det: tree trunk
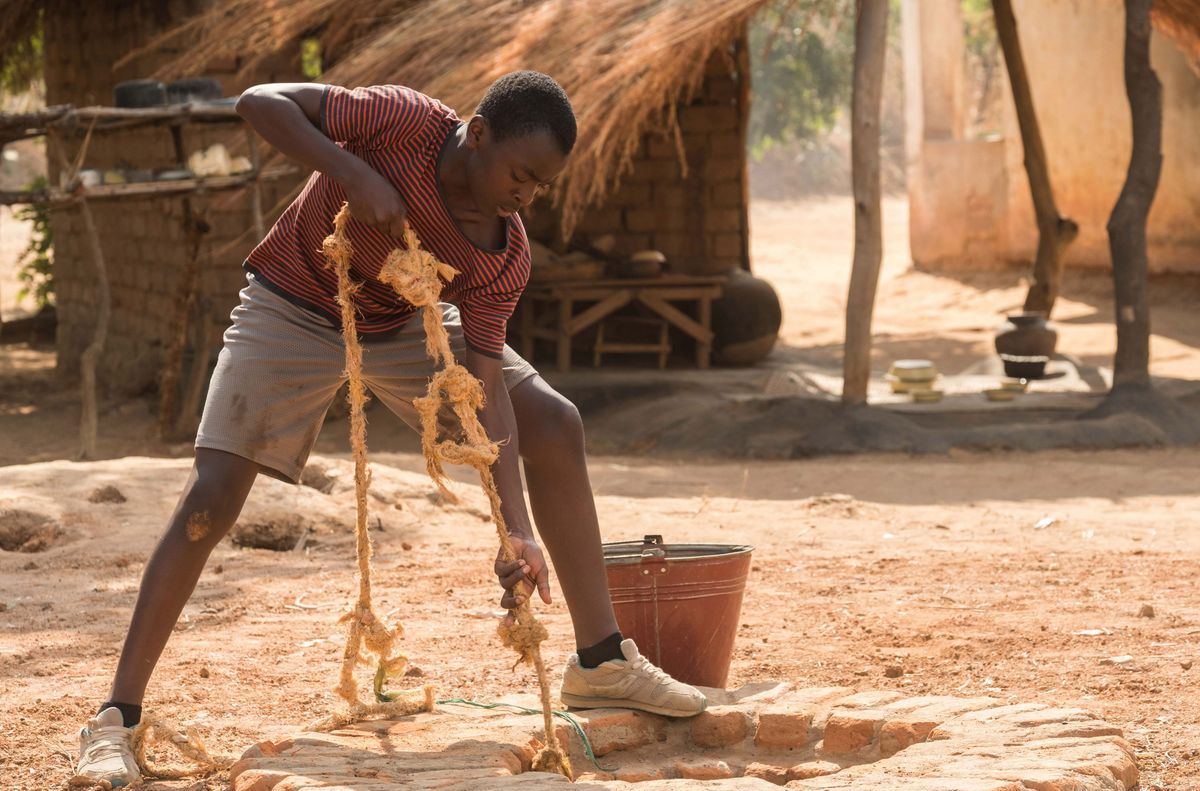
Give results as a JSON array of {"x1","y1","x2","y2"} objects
[
  {"x1": 842, "y1": 0, "x2": 889, "y2": 405},
  {"x1": 992, "y1": 0, "x2": 1078, "y2": 316},
  {"x1": 1107, "y1": 0, "x2": 1161, "y2": 390}
]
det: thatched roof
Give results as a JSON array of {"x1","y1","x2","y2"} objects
[
  {"x1": 128, "y1": 0, "x2": 768, "y2": 236},
  {"x1": 1153, "y1": 0, "x2": 1200, "y2": 66}
]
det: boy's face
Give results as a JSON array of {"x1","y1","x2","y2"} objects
[{"x1": 465, "y1": 117, "x2": 569, "y2": 219}]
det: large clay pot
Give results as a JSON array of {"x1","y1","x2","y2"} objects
[
  {"x1": 994, "y1": 312, "x2": 1057, "y2": 379},
  {"x1": 711, "y1": 269, "x2": 782, "y2": 366}
]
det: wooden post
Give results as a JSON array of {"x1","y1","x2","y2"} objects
[
  {"x1": 734, "y1": 26, "x2": 753, "y2": 272},
  {"x1": 992, "y1": 0, "x2": 1078, "y2": 316},
  {"x1": 842, "y1": 0, "x2": 889, "y2": 406},
  {"x1": 77, "y1": 196, "x2": 110, "y2": 460},
  {"x1": 1107, "y1": 0, "x2": 1161, "y2": 391}
]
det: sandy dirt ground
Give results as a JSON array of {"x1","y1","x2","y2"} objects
[{"x1": 1, "y1": 196, "x2": 1199, "y2": 790}]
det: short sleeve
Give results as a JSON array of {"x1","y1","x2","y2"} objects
[
  {"x1": 458, "y1": 252, "x2": 531, "y2": 358},
  {"x1": 321, "y1": 85, "x2": 432, "y2": 150}
]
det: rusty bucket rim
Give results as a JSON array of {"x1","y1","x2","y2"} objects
[{"x1": 601, "y1": 538, "x2": 754, "y2": 566}]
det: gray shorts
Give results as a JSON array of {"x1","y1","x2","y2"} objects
[{"x1": 196, "y1": 274, "x2": 538, "y2": 482}]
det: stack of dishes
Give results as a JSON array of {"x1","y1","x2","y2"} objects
[{"x1": 888, "y1": 359, "x2": 943, "y2": 402}]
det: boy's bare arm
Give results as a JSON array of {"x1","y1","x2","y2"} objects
[{"x1": 235, "y1": 82, "x2": 408, "y2": 236}]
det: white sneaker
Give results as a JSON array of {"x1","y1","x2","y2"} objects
[
  {"x1": 560, "y1": 638, "x2": 708, "y2": 718},
  {"x1": 74, "y1": 707, "x2": 140, "y2": 788}
]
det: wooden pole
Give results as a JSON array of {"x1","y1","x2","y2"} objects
[
  {"x1": 992, "y1": 0, "x2": 1079, "y2": 316},
  {"x1": 734, "y1": 26, "x2": 753, "y2": 272},
  {"x1": 842, "y1": 0, "x2": 889, "y2": 405},
  {"x1": 77, "y1": 195, "x2": 110, "y2": 460},
  {"x1": 1107, "y1": 0, "x2": 1161, "y2": 390}
]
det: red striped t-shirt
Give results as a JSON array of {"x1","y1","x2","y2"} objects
[{"x1": 244, "y1": 84, "x2": 531, "y2": 358}]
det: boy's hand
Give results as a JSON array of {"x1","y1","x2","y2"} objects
[
  {"x1": 494, "y1": 534, "x2": 552, "y2": 609},
  {"x1": 344, "y1": 166, "x2": 409, "y2": 237}
]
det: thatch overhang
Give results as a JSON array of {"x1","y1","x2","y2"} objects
[{"x1": 121, "y1": 0, "x2": 771, "y2": 237}]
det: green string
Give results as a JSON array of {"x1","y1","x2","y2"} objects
[{"x1": 435, "y1": 697, "x2": 617, "y2": 772}]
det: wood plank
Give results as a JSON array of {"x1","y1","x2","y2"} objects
[
  {"x1": 565, "y1": 289, "x2": 633, "y2": 334},
  {"x1": 638, "y1": 293, "x2": 713, "y2": 343}
]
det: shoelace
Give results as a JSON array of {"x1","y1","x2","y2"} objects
[
  {"x1": 83, "y1": 726, "x2": 133, "y2": 763},
  {"x1": 629, "y1": 654, "x2": 676, "y2": 687}
]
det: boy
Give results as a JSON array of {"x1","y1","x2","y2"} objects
[{"x1": 75, "y1": 71, "x2": 706, "y2": 787}]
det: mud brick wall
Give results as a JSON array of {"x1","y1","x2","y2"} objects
[
  {"x1": 533, "y1": 48, "x2": 750, "y2": 276},
  {"x1": 44, "y1": 0, "x2": 307, "y2": 394}
]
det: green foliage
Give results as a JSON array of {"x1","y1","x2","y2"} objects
[
  {"x1": 0, "y1": 9, "x2": 44, "y2": 95},
  {"x1": 14, "y1": 176, "x2": 54, "y2": 308},
  {"x1": 748, "y1": 0, "x2": 855, "y2": 159},
  {"x1": 301, "y1": 37, "x2": 323, "y2": 80}
]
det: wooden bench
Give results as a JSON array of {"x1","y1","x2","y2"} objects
[{"x1": 515, "y1": 275, "x2": 726, "y2": 372}]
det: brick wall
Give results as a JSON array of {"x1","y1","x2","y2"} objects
[
  {"x1": 44, "y1": 0, "x2": 306, "y2": 394},
  {"x1": 526, "y1": 46, "x2": 750, "y2": 277},
  {"x1": 47, "y1": 13, "x2": 748, "y2": 394}
]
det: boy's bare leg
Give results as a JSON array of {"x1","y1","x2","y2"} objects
[
  {"x1": 105, "y1": 448, "x2": 260, "y2": 705},
  {"x1": 509, "y1": 375, "x2": 619, "y2": 648}
]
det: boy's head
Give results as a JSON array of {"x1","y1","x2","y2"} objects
[{"x1": 465, "y1": 71, "x2": 575, "y2": 219}]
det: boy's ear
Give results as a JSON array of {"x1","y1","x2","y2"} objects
[{"x1": 466, "y1": 116, "x2": 489, "y2": 150}]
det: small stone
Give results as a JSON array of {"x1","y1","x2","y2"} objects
[
  {"x1": 1181, "y1": 660, "x2": 1193, "y2": 670},
  {"x1": 404, "y1": 665, "x2": 425, "y2": 677},
  {"x1": 213, "y1": 564, "x2": 224, "y2": 574},
  {"x1": 884, "y1": 664, "x2": 904, "y2": 678},
  {"x1": 1137, "y1": 604, "x2": 1155, "y2": 618},
  {"x1": 402, "y1": 542, "x2": 413, "y2": 551},
  {"x1": 675, "y1": 757, "x2": 733, "y2": 780},
  {"x1": 199, "y1": 666, "x2": 210, "y2": 678}
]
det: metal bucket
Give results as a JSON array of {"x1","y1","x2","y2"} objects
[{"x1": 603, "y1": 534, "x2": 753, "y2": 689}]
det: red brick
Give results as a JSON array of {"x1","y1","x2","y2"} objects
[
  {"x1": 705, "y1": 155, "x2": 743, "y2": 181},
  {"x1": 613, "y1": 763, "x2": 665, "y2": 782},
  {"x1": 744, "y1": 761, "x2": 789, "y2": 785},
  {"x1": 625, "y1": 208, "x2": 657, "y2": 233},
  {"x1": 754, "y1": 706, "x2": 814, "y2": 749},
  {"x1": 711, "y1": 182, "x2": 743, "y2": 208},
  {"x1": 709, "y1": 132, "x2": 744, "y2": 157},
  {"x1": 821, "y1": 709, "x2": 886, "y2": 755},
  {"x1": 570, "y1": 708, "x2": 667, "y2": 757},
  {"x1": 706, "y1": 76, "x2": 738, "y2": 102},
  {"x1": 646, "y1": 136, "x2": 679, "y2": 160},
  {"x1": 654, "y1": 185, "x2": 688, "y2": 209},
  {"x1": 675, "y1": 757, "x2": 734, "y2": 780},
  {"x1": 611, "y1": 181, "x2": 652, "y2": 207},
  {"x1": 705, "y1": 208, "x2": 743, "y2": 234},
  {"x1": 680, "y1": 105, "x2": 738, "y2": 133},
  {"x1": 709, "y1": 233, "x2": 743, "y2": 258},
  {"x1": 879, "y1": 717, "x2": 939, "y2": 756},
  {"x1": 651, "y1": 232, "x2": 688, "y2": 260},
  {"x1": 689, "y1": 708, "x2": 749, "y2": 748},
  {"x1": 626, "y1": 159, "x2": 681, "y2": 182},
  {"x1": 787, "y1": 760, "x2": 841, "y2": 780}
]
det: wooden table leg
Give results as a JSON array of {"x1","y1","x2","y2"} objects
[
  {"x1": 557, "y1": 297, "x2": 573, "y2": 372},
  {"x1": 697, "y1": 296, "x2": 713, "y2": 369}
]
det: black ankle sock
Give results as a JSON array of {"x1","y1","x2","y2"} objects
[
  {"x1": 577, "y1": 631, "x2": 624, "y2": 669},
  {"x1": 99, "y1": 701, "x2": 142, "y2": 728}
]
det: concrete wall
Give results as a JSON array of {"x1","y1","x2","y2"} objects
[{"x1": 904, "y1": 0, "x2": 1200, "y2": 274}]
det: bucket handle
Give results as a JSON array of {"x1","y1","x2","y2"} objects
[{"x1": 640, "y1": 534, "x2": 666, "y2": 559}]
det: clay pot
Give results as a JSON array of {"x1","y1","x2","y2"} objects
[
  {"x1": 711, "y1": 269, "x2": 782, "y2": 366},
  {"x1": 994, "y1": 312, "x2": 1057, "y2": 379}
]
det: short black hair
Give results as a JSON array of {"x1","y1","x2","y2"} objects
[{"x1": 477, "y1": 71, "x2": 576, "y2": 155}]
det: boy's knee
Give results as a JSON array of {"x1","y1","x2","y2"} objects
[{"x1": 521, "y1": 391, "x2": 584, "y2": 461}]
